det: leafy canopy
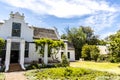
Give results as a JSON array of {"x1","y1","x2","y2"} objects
[{"x1": 107, "y1": 30, "x2": 120, "y2": 62}]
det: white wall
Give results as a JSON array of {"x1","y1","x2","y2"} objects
[
  {"x1": 57, "y1": 49, "x2": 75, "y2": 61},
  {"x1": 69, "y1": 50, "x2": 75, "y2": 61},
  {"x1": 0, "y1": 14, "x2": 33, "y2": 42},
  {"x1": 25, "y1": 43, "x2": 41, "y2": 63},
  {"x1": 98, "y1": 45, "x2": 109, "y2": 55}
]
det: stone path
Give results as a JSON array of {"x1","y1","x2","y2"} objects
[{"x1": 5, "y1": 71, "x2": 28, "y2": 80}]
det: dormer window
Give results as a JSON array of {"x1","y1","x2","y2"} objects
[{"x1": 12, "y1": 22, "x2": 21, "y2": 37}]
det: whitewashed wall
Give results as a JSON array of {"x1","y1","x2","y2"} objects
[
  {"x1": 98, "y1": 45, "x2": 109, "y2": 55},
  {"x1": 0, "y1": 14, "x2": 33, "y2": 42},
  {"x1": 69, "y1": 50, "x2": 75, "y2": 61},
  {"x1": 24, "y1": 43, "x2": 41, "y2": 63}
]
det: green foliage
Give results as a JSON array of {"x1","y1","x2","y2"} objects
[
  {"x1": 81, "y1": 26, "x2": 99, "y2": 45},
  {"x1": 25, "y1": 67, "x2": 119, "y2": 80},
  {"x1": 34, "y1": 38, "x2": 64, "y2": 60},
  {"x1": 98, "y1": 40, "x2": 107, "y2": 45},
  {"x1": 97, "y1": 54, "x2": 108, "y2": 62},
  {"x1": 0, "y1": 73, "x2": 5, "y2": 80},
  {"x1": 61, "y1": 34, "x2": 67, "y2": 39},
  {"x1": 26, "y1": 61, "x2": 40, "y2": 70},
  {"x1": 62, "y1": 26, "x2": 100, "y2": 60},
  {"x1": 66, "y1": 27, "x2": 86, "y2": 60},
  {"x1": 82, "y1": 44, "x2": 100, "y2": 61},
  {"x1": 0, "y1": 38, "x2": 5, "y2": 55},
  {"x1": 107, "y1": 30, "x2": 120, "y2": 62},
  {"x1": 81, "y1": 44, "x2": 91, "y2": 60},
  {"x1": 61, "y1": 54, "x2": 69, "y2": 67}
]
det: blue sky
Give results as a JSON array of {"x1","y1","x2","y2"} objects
[{"x1": 0, "y1": 0, "x2": 120, "y2": 39}]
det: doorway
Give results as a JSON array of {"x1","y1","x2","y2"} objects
[{"x1": 10, "y1": 50, "x2": 19, "y2": 63}]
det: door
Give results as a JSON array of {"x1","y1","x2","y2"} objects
[{"x1": 10, "y1": 50, "x2": 19, "y2": 63}]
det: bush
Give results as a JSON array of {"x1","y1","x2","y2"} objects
[
  {"x1": 109, "y1": 56, "x2": 120, "y2": 63},
  {"x1": 82, "y1": 44, "x2": 100, "y2": 61},
  {"x1": 61, "y1": 54, "x2": 69, "y2": 67},
  {"x1": 26, "y1": 61, "x2": 40, "y2": 70},
  {"x1": 97, "y1": 54, "x2": 108, "y2": 62},
  {"x1": 25, "y1": 67, "x2": 119, "y2": 80}
]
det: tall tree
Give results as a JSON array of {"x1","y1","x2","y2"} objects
[
  {"x1": 66, "y1": 27, "x2": 86, "y2": 60},
  {"x1": 107, "y1": 30, "x2": 120, "y2": 62},
  {"x1": 61, "y1": 34, "x2": 67, "y2": 39},
  {"x1": 81, "y1": 26, "x2": 99, "y2": 45}
]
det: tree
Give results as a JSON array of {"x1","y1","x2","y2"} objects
[
  {"x1": 34, "y1": 38, "x2": 64, "y2": 60},
  {"x1": 90, "y1": 45, "x2": 100, "y2": 61},
  {"x1": 0, "y1": 38, "x2": 5, "y2": 56},
  {"x1": 61, "y1": 34, "x2": 67, "y2": 39},
  {"x1": 107, "y1": 30, "x2": 120, "y2": 62},
  {"x1": 66, "y1": 27, "x2": 86, "y2": 60},
  {"x1": 81, "y1": 26, "x2": 99, "y2": 45},
  {"x1": 98, "y1": 40, "x2": 107, "y2": 45},
  {"x1": 81, "y1": 44, "x2": 91, "y2": 60},
  {"x1": 82, "y1": 44, "x2": 100, "y2": 61}
]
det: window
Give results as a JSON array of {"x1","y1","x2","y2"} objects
[
  {"x1": 12, "y1": 22, "x2": 21, "y2": 37},
  {"x1": 68, "y1": 52, "x2": 70, "y2": 59},
  {"x1": 25, "y1": 50, "x2": 28, "y2": 57},
  {"x1": 11, "y1": 42, "x2": 20, "y2": 50},
  {"x1": 61, "y1": 52, "x2": 63, "y2": 58},
  {"x1": 24, "y1": 42, "x2": 29, "y2": 58},
  {"x1": 48, "y1": 53, "x2": 51, "y2": 57}
]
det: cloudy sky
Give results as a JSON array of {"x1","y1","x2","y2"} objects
[{"x1": 0, "y1": 0, "x2": 120, "y2": 39}]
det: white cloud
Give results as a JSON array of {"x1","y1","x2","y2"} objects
[
  {"x1": 100, "y1": 32, "x2": 115, "y2": 39},
  {"x1": 0, "y1": 0, "x2": 117, "y2": 18},
  {"x1": 81, "y1": 12, "x2": 118, "y2": 32}
]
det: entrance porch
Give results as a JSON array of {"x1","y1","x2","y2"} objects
[{"x1": 5, "y1": 38, "x2": 25, "y2": 72}]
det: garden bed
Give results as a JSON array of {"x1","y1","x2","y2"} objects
[{"x1": 25, "y1": 67, "x2": 120, "y2": 80}]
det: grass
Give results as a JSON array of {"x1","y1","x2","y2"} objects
[
  {"x1": 70, "y1": 61, "x2": 120, "y2": 74},
  {"x1": 25, "y1": 67, "x2": 119, "y2": 80},
  {"x1": 0, "y1": 73, "x2": 5, "y2": 80}
]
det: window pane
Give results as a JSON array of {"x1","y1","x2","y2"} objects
[
  {"x1": 61, "y1": 52, "x2": 63, "y2": 58},
  {"x1": 68, "y1": 52, "x2": 70, "y2": 59},
  {"x1": 25, "y1": 50, "x2": 28, "y2": 58},
  {"x1": 12, "y1": 22, "x2": 21, "y2": 37}
]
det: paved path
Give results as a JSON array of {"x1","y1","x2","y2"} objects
[{"x1": 5, "y1": 71, "x2": 28, "y2": 80}]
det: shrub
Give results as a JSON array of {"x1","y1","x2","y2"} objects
[
  {"x1": 25, "y1": 67, "x2": 119, "y2": 80},
  {"x1": 109, "y1": 56, "x2": 120, "y2": 63},
  {"x1": 97, "y1": 54, "x2": 108, "y2": 62},
  {"x1": 26, "y1": 61, "x2": 40, "y2": 70},
  {"x1": 82, "y1": 44, "x2": 100, "y2": 61},
  {"x1": 61, "y1": 54, "x2": 69, "y2": 67}
]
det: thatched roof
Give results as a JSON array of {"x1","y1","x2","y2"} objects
[{"x1": 33, "y1": 27, "x2": 59, "y2": 40}]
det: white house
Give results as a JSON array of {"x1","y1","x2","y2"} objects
[
  {"x1": 98, "y1": 45, "x2": 109, "y2": 55},
  {"x1": 0, "y1": 12, "x2": 75, "y2": 72}
]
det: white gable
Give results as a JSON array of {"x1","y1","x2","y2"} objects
[{"x1": 0, "y1": 12, "x2": 33, "y2": 42}]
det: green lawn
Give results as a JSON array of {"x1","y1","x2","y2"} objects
[
  {"x1": 0, "y1": 73, "x2": 5, "y2": 80},
  {"x1": 70, "y1": 61, "x2": 120, "y2": 74}
]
